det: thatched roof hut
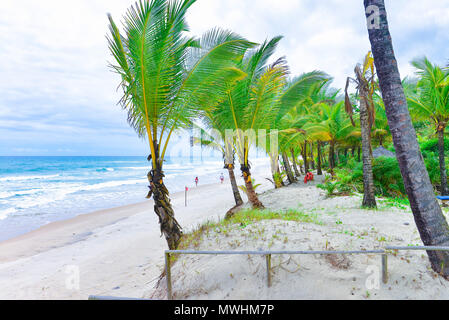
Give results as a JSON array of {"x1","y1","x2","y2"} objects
[{"x1": 372, "y1": 146, "x2": 395, "y2": 158}]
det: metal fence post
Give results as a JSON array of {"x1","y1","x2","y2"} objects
[
  {"x1": 382, "y1": 253, "x2": 388, "y2": 284},
  {"x1": 266, "y1": 254, "x2": 272, "y2": 287},
  {"x1": 165, "y1": 252, "x2": 172, "y2": 300}
]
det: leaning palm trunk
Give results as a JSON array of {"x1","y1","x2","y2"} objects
[
  {"x1": 365, "y1": 0, "x2": 449, "y2": 275},
  {"x1": 291, "y1": 149, "x2": 301, "y2": 177},
  {"x1": 317, "y1": 141, "x2": 323, "y2": 175},
  {"x1": 438, "y1": 127, "x2": 449, "y2": 196},
  {"x1": 282, "y1": 152, "x2": 295, "y2": 184},
  {"x1": 303, "y1": 142, "x2": 309, "y2": 173},
  {"x1": 146, "y1": 150, "x2": 182, "y2": 250},
  {"x1": 359, "y1": 87, "x2": 377, "y2": 208},
  {"x1": 241, "y1": 164, "x2": 264, "y2": 208},
  {"x1": 310, "y1": 142, "x2": 315, "y2": 170},
  {"x1": 226, "y1": 163, "x2": 243, "y2": 206}
]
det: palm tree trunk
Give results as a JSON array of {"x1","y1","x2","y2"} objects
[
  {"x1": 300, "y1": 151, "x2": 305, "y2": 174},
  {"x1": 365, "y1": 0, "x2": 449, "y2": 276},
  {"x1": 147, "y1": 163, "x2": 182, "y2": 250},
  {"x1": 321, "y1": 143, "x2": 326, "y2": 168},
  {"x1": 329, "y1": 141, "x2": 335, "y2": 173},
  {"x1": 226, "y1": 163, "x2": 243, "y2": 206},
  {"x1": 276, "y1": 158, "x2": 285, "y2": 187},
  {"x1": 351, "y1": 146, "x2": 356, "y2": 157},
  {"x1": 310, "y1": 142, "x2": 315, "y2": 170},
  {"x1": 359, "y1": 87, "x2": 377, "y2": 208},
  {"x1": 303, "y1": 142, "x2": 309, "y2": 173},
  {"x1": 438, "y1": 127, "x2": 449, "y2": 196},
  {"x1": 357, "y1": 146, "x2": 361, "y2": 162},
  {"x1": 241, "y1": 164, "x2": 264, "y2": 209},
  {"x1": 282, "y1": 152, "x2": 295, "y2": 184},
  {"x1": 291, "y1": 149, "x2": 301, "y2": 177},
  {"x1": 317, "y1": 141, "x2": 323, "y2": 175}
]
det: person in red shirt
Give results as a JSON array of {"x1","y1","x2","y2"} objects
[{"x1": 195, "y1": 176, "x2": 198, "y2": 186}]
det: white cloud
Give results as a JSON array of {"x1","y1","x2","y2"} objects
[{"x1": 0, "y1": 0, "x2": 448, "y2": 155}]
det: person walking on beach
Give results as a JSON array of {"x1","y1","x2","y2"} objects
[
  {"x1": 220, "y1": 173, "x2": 224, "y2": 184},
  {"x1": 195, "y1": 176, "x2": 198, "y2": 187}
]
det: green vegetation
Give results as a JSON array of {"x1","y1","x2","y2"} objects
[
  {"x1": 178, "y1": 208, "x2": 322, "y2": 251},
  {"x1": 107, "y1": 2, "x2": 449, "y2": 279}
]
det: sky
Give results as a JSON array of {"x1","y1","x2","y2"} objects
[{"x1": 0, "y1": 0, "x2": 448, "y2": 156}]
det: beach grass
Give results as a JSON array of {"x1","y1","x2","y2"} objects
[{"x1": 177, "y1": 208, "x2": 322, "y2": 253}]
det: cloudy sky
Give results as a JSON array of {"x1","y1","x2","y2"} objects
[{"x1": 0, "y1": 0, "x2": 448, "y2": 156}]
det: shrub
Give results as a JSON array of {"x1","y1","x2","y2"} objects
[
  {"x1": 420, "y1": 138, "x2": 449, "y2": 154},
  {"x1": 371, "y1": 157, "x2": 405, "y2": 197},
  {"x1": 317, "y1": 181, "x2": 339, "y2": 197}
]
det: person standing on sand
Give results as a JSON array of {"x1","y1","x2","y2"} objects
[
  {"x1": 220, "y1": 173, "x2": 224, "y2": 184},
  {"x1": 195, "y1": 176, "x2": 198, "y2": 187}
]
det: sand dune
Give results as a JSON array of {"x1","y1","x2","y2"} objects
[{"x1": 151, "y1": 175, "x2": 449, "y2": 300}]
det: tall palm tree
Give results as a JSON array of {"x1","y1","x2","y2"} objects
[
  {"x1": 345, "y1": 52, "x2": 377, "y2": 208},
  {"x1": 264, "y1": 73, "x2": 330, "y2": 184},
  {"x1": 107, "y1": 0, "x2": 254, "y2": 249},
  {"x1": 211, "y1": 36, "x2": 327, "y2": 206},
  {"x1": 211, "y1": 38, "x2": 286, "y2": 208},
  {"x1": 364, "y1": 0, "x2": 449, "y2": 276},
  {"x1": 407, "y1": 57, "x2": 449, "y2": 196}
]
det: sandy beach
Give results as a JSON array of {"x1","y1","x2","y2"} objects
[
  {"x1": 3, "y1": 161, "x2": 449, "y2": 300},
  {"x1": 0, "y1": 164, "x2": 272, "y2": 299},
  {"x1": 152, "y1": 175, "x2": 449, "y2": 300}
]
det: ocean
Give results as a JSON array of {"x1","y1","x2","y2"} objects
[{"x1": 0, "y1": 156, "x2": 230, "y2": 242}]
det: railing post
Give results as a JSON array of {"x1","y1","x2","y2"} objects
[
  {"x1": 266, "y1": 254, "x2": 272, "y2": 287},
  {"x1": 165, "y1": 252, "x2": 172, "y2": 300},
  {"x1": 382, "y1": 253, "x2": 388, "y2": 284}
]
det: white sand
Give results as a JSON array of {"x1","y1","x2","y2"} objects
[
  {"x1": 0, "y1": 160, "x2": 272, "y2": 299},
  {"x1": 3, "y1": 159, "x2": 449, "y2": 300},
  {"x1": 151, "y1": 174, "x2": 449, "y2": 300}
]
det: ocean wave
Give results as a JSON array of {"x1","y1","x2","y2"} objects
[
  {"x1": 10, "y1": 178, "x2": 148, "y2": 211},
  {"x1": 95, "y1": 168, "x2": 115, "y2": 172},
  {"x1": 0, "y1": 174, "x2": 60, "y2": 182},
  {"x1": 0, "y1": 189, "x2": 42, "y2": 199},
  {"x1": 0, "y1": 207, "x2": 16, "y2": 220},
  {"x1": 0, "y1": 191, "x2": 14, "y2": 199}
]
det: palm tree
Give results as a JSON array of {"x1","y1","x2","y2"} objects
[
  {"x1": 345, "y1": 52, "x2": 377, "y2": 208},
  {"x1": 290, "y1": 148, "x2": 302, "y2": 178},
  {"x1": 267, "y1": 75, "x2": 331, "y2": 183},
  {"x1": 194, "y1": 124, "x2": 244, "y2": 207},
  {"x1": 210, "y1": 37, "x2": 286, "y2": 208},
  {"x1": 281, "y1": 151, "x2": 296, "y2": 184},
  {"x1": 211, "y1": 36, "x2": 327, "y2": 205},
  {"x1": 407, "y1": 57, "x2": 449, "y2": 196},
  {"x1": 305, "y1": 101, "x2": 353, "y2": 174},
  {"x1": 372, "y1": 94, "x2": 391, "y2": 147},
  {"x1": 364, "y1": 0, "x2": 449, "y2": 276},
  {"x1": 107, "y1": 0, "x2": 254, "y2": 249}
]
